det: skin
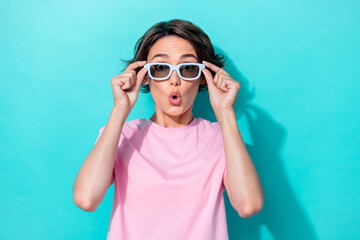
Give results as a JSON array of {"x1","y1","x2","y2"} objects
[
  {"x1": 201, "y1": 60, "x2": 265, "y2": 218},
  {"x1": 142, "y1": 35, "x2": 206, "y2": 127},
  {"x1": 142, "y1": 35, "x2": 265, "y2": 218},
  {"x1": 73, "y1": 35, "x2": 264, "y2": 216}
]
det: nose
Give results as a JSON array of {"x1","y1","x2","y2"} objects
[{"x1": 169, "y1": 69, "x2": 181, "y2": 86}]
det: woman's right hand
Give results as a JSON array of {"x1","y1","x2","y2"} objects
[{"x1": 111, "y1": 61, "x2": 148, "y2": 114}]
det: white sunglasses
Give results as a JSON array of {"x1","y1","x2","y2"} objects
[{"x1": 143, "y1": 62, "x2": 205, "y2": 81}]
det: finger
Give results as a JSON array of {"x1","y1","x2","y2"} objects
[
  {"x1": 124, "y1": 72, "x2": 136, "y2": 89},
  {"x1": 121, "y1": 80, "x2": 131, "y2": 90},
  {"x1": 213, "y1": 73, "x2": 222, "y2": 90},
  {"x1": 119, "y1": 79, "x2": 128, "y2": 90},
  {"x1": 201, "y1": 68, "x2": 216, "y2": 90},
  {"x1": 214, "y1": 72, "x2": 233, "y2": 92},
  {"x1": 202, "y1": 60, "x2": 221, "y2": 73},
  {"x1": 220, "y1": 78, "x2": 229, "y2": 91},
  {"x1": 215, "y1": 74, "x2": 229, "y2": 92},
  {"x1": 223, "y1": 77, "x2": 236, "y2": 91},
  {"x1": 125, "y1": 60, "x2": 147, "y2": 71},
  {"x1": 135, "y1": 68, "x2": 148, "y2": 90},
  {"x1": 120, "y1": 72, "x2": 136, "y2": 90},
  {"x1": 113, "y1": 79, "x2": 126, "y2": 93}
]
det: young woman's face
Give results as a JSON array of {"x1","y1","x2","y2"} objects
[{"x1": 144, "y1": 35, "x2": 206, "y2": 118}]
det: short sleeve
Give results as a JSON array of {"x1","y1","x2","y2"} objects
[{"x1": 222, "y1": 162, "x2": 227, "y2": 192}]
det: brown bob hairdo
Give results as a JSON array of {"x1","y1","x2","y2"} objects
[{"x1": 120, "y1": 19, "x2": 226, "y2": 93}]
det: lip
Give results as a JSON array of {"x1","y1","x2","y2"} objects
[
  {"x1": 168, "y1": 91, "x2": 181, "y2": 99},
  {"x1": 169, "y1": 96, "x2": 182, "y2": 105}
]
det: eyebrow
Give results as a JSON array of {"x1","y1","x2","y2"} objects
[{"x1": 151, "y1": 53, "x2": 199, "y2": 62}]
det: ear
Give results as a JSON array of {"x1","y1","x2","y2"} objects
[
  {"x1": 143, "y1": 73, "x2": 149, "y2": 85},
  {"x1": 200, "y1": 75, "x2": 206, "y2": 85}
]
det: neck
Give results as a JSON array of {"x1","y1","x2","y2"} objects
[{"x1": 150, "y1": 114, "x2": 195, "y2": 126}]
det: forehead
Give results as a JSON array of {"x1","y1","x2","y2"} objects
[{"x1": 148, "y1": 35, "x2": 197, "y2": 58}]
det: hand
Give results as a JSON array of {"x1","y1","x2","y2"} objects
[
  {"x1": 111, "y1": 61, "x2": 148, "y2": 113},
  {"x1": 201, "y1": 60, "x2": 240, "y2": 113}
]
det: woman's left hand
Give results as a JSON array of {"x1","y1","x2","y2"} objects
[{"x1": 201, "y1": 60, "x2": 240, "y2": 113}]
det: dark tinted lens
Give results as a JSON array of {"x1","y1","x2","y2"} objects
[
  {"x1": 150, "y1": 64, "x2": 170, "y2": 78},
  {"x1": 180, "y1": 64, "x2": 200, "y2": 78}
]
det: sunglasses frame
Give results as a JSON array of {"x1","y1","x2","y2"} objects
[{"x1": 143, "y1": 62, "x2": 206, "y2": 81}]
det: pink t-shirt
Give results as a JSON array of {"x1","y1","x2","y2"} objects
[{"x1": 95, "y1": 117, "x2": 238, "y2": 240}]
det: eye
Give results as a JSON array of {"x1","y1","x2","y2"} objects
[
  {"x1": 183, "y1": 65, "x2": 197, "y2": 71},
  {"x1": 155, "y1": 64, "x2": 168, "y2": 71}
]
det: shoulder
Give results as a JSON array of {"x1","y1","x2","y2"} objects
[
  {"x1": 97, "y1": 118, "x2": 144, "y2": 135},
  {"x1": 198, "y1": 117, "x2": 221, "y2": 129},
  {"x1": 196, "y1": 117, "x2": 222, "y2": 137},
  {"x1": 124, "y1": 118, "x2": 144, "y2": 129}
]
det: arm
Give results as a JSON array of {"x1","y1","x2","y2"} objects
[
  {"x1": 72, "y1": 107, "x2": 127, "y2": 212},
  {"x1": 201, "y1": 60, "x2": 264, "y2": 218},
  {"x1": 217, "y1": 109, "x2": 265, "y2": 218}
]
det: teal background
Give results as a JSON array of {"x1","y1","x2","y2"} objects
[{"x1": 1, "y1": 0, "x2": 359, "y2": 239}]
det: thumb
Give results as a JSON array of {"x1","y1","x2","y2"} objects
[
  {"x1": 202, "y1": 69, "x2": 215, "y2": 90},
  {"x1": 135, "y1": 68, "x2": 148, "y2": 90}
]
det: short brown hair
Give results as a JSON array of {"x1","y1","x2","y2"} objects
[{"x1": 120, "y1": 19, "x2": 226, "y2": 93}]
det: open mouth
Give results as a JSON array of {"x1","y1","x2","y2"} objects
[
  {"x1": 169, "y1": 91, "x2": 181, "y2": 99},
  {"x1": 169, "y1": 93, "x2": 181, "y2": 105}
]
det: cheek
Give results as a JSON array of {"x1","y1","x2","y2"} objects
[
  {"x1": 149, "y1": 82, "x2": 168, "y2": 100},
  {"x1": 188, "y1": 84, "x2": 200, "y2": 98}
]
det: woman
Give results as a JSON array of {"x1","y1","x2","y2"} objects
[{"x1": 73, "y1": 19, "x2": 264, "y2": 240}]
